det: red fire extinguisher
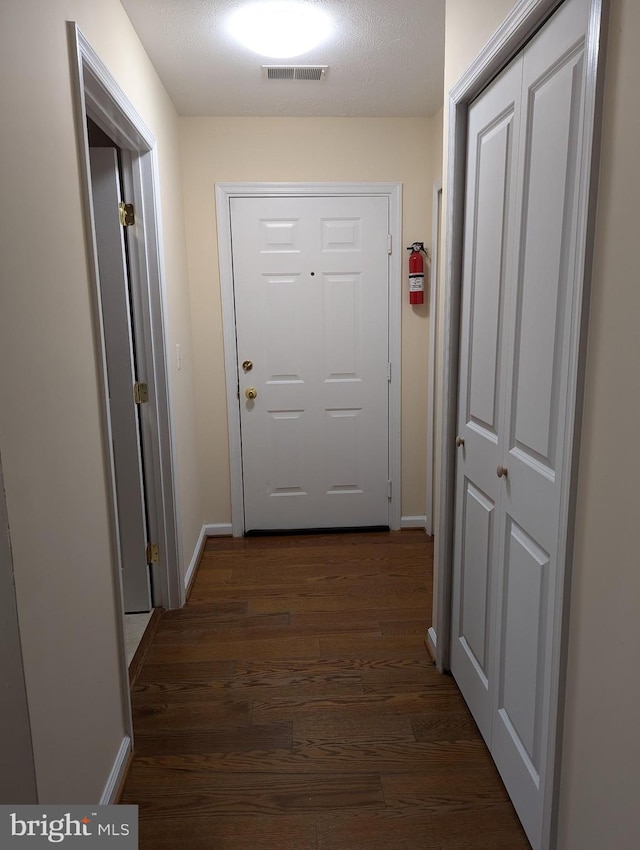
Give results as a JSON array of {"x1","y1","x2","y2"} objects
[{"x1": 407, "y1": 242, "x2": 426, "y2": 305}]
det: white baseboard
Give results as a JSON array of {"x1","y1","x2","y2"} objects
[
  {"x1": 183, "y1": 526, "x2": 207, "y2": 591},
  {"x1": 427, "y1": 626, "x2": 438, "y2": 662},
  {"x1": 100, "y1": 736, "x2": 131, "y2": 804},
  {"x1": 184, "y1": 523, "x2": 234, "y2": 591},
  {"x1": 204, "y1": 523, "x2": 233, "y2": 537},
  {"x1": 401, "y1": 515, "x2": 427, "y2": 529}
]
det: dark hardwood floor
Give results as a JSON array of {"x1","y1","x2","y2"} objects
[{"x1": 121, "y1": 530, "x2": 529, "y2": 849}]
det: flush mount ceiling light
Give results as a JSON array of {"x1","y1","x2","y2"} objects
[{"x1": 226, "y1": 2, "x2": 333, "y2": 59}]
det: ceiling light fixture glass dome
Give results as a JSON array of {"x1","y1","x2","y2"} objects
[{"x1": 226, "y1": 1, "x2": 333, "y2": 59}]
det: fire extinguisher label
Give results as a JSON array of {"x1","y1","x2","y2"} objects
[{"x1": 409, "y1": 274, "x2": 424, "y2": 292}]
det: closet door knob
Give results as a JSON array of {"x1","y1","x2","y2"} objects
[
  {"x1": 455, "y1": 436, "x2": 465, "y2": 448},
  {"x1": 497, "y1": 465, "x2": 508, "y2": 478}
]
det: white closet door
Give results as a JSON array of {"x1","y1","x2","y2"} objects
[
  {"x1": 492, "y1": 0, "x2": 590, "y2": 844},
  {"x1": 450, "y1": 57, "x2": 523, "y2": 744},
  {"x1": 90, "y1": 148, "x2": 151, "y2": 613},
  {"x1": 451, "y1": 0, "x2": 591, "y2": 846}
]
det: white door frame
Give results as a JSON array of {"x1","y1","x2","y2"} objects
[
  {"x1": 69, "y1": 24, "x2": 183, "y2": 618},
  {"x1": 425, "y1": 179, "x2": 442, "y2": 538},
  {"x1": 216, "y1": 182, "x2": 403, "y2": 537},
  {"x1": 433, "y1": 0, "x2": 607, "y2": 847}
]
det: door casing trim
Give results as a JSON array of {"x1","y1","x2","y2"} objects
[
  {"x1": 425, "y1": 178, "x2": 442, "y2": 538},
  {"x1": 69, "y1": 24, "x2": 183, "y2": 623},
  {"x1": 433, "y1": 1, "x2": 608, "y2": 847},
  {"x1": 215, "y1": 182, "x2": 403, "y2": 536}
]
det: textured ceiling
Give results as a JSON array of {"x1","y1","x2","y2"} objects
[{"x1": 119, "y1": 0, "x2": 445, "y2": 117}]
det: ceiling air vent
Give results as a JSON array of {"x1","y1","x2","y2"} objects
[{"x1": 262, "y1": 65, "x2": 328, "y2": 81}]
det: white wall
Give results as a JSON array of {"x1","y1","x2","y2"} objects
[
  {"x1": 179, "y1": 117, "x2": 437, "y2": 526},
  {"x1": 0, "y1": 0, "x2": 200, "y2": 801},
  {"x1": 437, "y1": 1, "x2": 640, "y2": 847}
]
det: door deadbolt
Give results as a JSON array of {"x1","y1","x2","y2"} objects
[{"x1": 242, "y1": 360, "x2": 253, "y2": 372}]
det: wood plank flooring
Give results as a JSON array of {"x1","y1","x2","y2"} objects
[{"x1": 121, "y1": 531, "x2": 529, "y2": 849}]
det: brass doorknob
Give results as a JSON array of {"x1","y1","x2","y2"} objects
[
  {"x1": 245, "y1": 387, "x2": 257, "y2": 400},
  {"x1": 242, "y1": 360, "x2": 253, "y2": 372},
  {"x1": 455, "y1": 436, "x2": 465, "y2": 448},
  {"x1": 497, "y1": 465, "x2": 508, "y2": 478}
]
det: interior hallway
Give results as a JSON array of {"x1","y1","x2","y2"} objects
[{"x1": 121, "y1": 530, "x2": 528, "y2": 848}]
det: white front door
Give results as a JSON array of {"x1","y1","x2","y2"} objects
[
  {"x1": 451, "y1": 0, "x2": 591, "y2": 846},
  {"x1": 230, "y1": 195, "x2": 390, "y2": 532},
  {"x1": 90, "y1": 147, "x2": 151, "y2": 612}
]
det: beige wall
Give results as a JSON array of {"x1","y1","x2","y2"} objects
[
  {"x1": 438, "y1": 0, "x2": 640, "y2": 847},
  {"x1": 179, "y1": 117, "x2": 437, "y2": 524},
  {"x1": 0, "y1": 0, "x2": 200, "y2": 801},
  {"x1": 431, "y1": 108, "x2": 444, "y2": 185},
  {"x1": 558, "y1": 0, "x2": 640, "y2": 845}
]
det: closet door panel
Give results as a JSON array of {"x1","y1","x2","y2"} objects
[
  {"x1": 450, "y1": 58, "x2": 522, "y2": 745},
  {"x1": 499, "y1": 519, "x2": 549, "y2": 770},
  {"x1": 492, "y1": 0, "x2": 590, "y2": 845},
  {"x1": 510, "y1": 48, "x2": 586, "y2": 478},
  {"x1": 459, "y1": 480, "x2": 495, "y2": 679},
  {"x1": 467, "y1": 116, "x2": 513, "y2": 439}
]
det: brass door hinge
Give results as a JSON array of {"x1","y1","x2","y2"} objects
[
  {"x1": 118, "y1": 202, "x2": 135, "y2": 227},
  {"x1": 133, "y1": 382, "x2": 148, "y2": 404},
  {"x1": 146, "y1": 543, "x2": 159, "y2": 564}
]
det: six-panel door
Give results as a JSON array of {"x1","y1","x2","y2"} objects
[{"x1": 230, "y1": 195, "x2": 390, "y2": 532}]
